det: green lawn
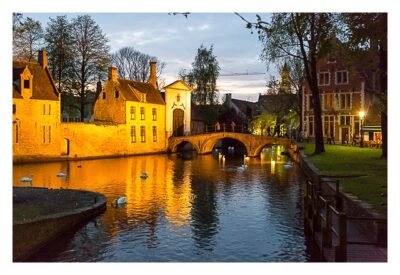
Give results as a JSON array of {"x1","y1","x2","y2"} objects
[{"x1": 301, "y1": 143, "x2": 387, "y2": 215}]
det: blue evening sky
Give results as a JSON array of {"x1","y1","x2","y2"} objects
[{"x1": 25, "y1": 12, "x2": 274, "y2": 102}]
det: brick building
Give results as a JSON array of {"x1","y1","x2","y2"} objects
[
  {"x1": 12, "y1": 49, "x2": 62, "y2": 161},
  {"x1": 13, "y1": 50, "x2": 192, "y2": 162},
  {"x1": 302, "y1": 56, "x2": 381, "y2": 144}
]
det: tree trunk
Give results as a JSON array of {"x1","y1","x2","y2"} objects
[
  {"x1": 310, "y1": 61, "x2": 325, "y2": 154},
  {"x1": 379, "y1": 43, "x2": 387, "y2": 158}
]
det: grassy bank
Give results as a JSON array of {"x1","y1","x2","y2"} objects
[{"x1": 301, "y1": 143, "x2": 387, "y2": 215}]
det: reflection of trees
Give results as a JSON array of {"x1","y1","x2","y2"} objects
[{"x1": 190, "y1": 176, "x2": 219, "y2": 250}]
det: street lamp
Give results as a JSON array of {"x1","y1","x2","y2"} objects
[{"x1": 359, "y1": 111, "x2": 365, "y2": 148}]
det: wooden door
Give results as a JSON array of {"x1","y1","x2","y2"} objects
[{"x1": 173, "y1": 109, "x2": 184, "y2": 136}]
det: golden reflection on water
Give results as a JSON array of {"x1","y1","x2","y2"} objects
[{"x1": 13, "y1": 155, "x2": 193, "y2": 228}]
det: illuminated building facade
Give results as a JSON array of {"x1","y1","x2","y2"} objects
[
  {"x1": 302, "y1": 56, "x2": 381, "y2": 144},
  {"x1": 12, "y1": 50, "x2": 192, "y2": 162}
]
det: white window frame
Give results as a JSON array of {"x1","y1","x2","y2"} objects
[
  {"x1": 318, "y1": 71, "x2": 330, "y2": 86},
  {"x1": 336, "y1": 70, "x2": 349, "y2": 85},
  {"x1": 339, "y1": 93, "x2": 352, "y2": 110}
]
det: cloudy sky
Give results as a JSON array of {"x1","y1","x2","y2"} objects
[{"x1": 25, "y1": 12, "x2": 273, "y2": 102}]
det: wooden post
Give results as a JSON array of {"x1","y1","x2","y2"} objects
[
  {"x1": 312, "y1": 191, "x2": 321, "y2": 232},
  {"x1": 223, "y1": 123, "x2": 226, "y2": 132},
  {"x1": 323, "y1": 204, "x2": 333, "y2": 248},
  {"x1": 205, "y1": 125, "x2": 208, "y2": 133},
  {"x1": 335, "y1": 213, "x2": 347, "y2": 262}
]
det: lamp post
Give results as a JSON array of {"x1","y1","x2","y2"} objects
[{"x1": 359, "y1": 111, "x2": 365, "y2": 148}]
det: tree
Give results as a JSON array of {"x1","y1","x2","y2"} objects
[
  {"x1": 67, "y1": 15, "x2": 111, "y2": 121},
  {"x1": 13, "y1": 15, "x2": 44, "y2": 61},
  {"x1": 238, "y1": 13, "x2": 338, "y2": 154},
  {"x1": 181, "y1": 44, "x2": 220, "y2": 105},
  {"x1": 111, "y1": 46, "x2": 166, "y2": 83},
  {"x1": 341, "y1": 13, "x2": 387, "y2": 158},
  {"x1": 44, "y1": 15, "x2": 73, "y2": 95}
]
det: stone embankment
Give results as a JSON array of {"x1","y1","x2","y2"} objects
[{"x1": 13, "y1": 187, "x2": 106, "y2": 261}]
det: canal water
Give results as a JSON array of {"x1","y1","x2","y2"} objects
[{"x1": 13, "y1": 146, "x2": 316, "y2": 262}]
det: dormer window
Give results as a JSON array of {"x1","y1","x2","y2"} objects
[
  {"x1": 102, "y1": 92, "x2": 106, "y2": 99},
  {"x1": 177, "y1": 94, "x2": 181, "y2": 102},
  {"x1": 115, "y1": 90, "x2": 119, "y2": 98},
  {"x1": 336, "y1": 71, "x2": 348, "y2": 85},
  {"x1": 24, "y1": 80, "x2": 30, "y2": 89},
  {"x1": 318, "y1": 72, "x2": 330, "y2": 86}
]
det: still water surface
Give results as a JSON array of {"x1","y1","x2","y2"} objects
[{"x1": 13, "y1": 148, "x2": 314, "y2": 262}]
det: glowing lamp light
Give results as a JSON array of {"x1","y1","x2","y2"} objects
[{"x1": 359, "y1": 111, "x2": 365, "y2": 120}]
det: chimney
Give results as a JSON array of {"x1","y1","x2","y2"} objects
[
  {"x1": 38, "y1": 48, "x2": 48, "y2": 68},
  {"x1": 225, "y1": 93, "x2": 232, "y2": 106},
  {"x1": 108, "y1": 67, "x2": 118, "y2": 82},
  {"x1": 149, "y1": 61, "x2": 157, "y2": 89}
]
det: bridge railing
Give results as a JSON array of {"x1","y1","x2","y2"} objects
[{"x1": 181, "y1": 123, "x2": 251, "y2": 137}]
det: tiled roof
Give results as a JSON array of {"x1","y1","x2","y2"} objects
[
  {"x1": 231, "y1": 98, "x2": 257, "y2": 115},
  {"x1": 117, "y1": 79, "x2": 165, "y2": 105},
  {"x1": 13, "y1": 60, "x2": 59, "y2": 101}
]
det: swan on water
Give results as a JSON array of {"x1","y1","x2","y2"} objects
[
  {"x1": 140, "y1": 172, "x2": 148, "y2": 179},
  {"x1": 112, "y1": 196, "x2": 127, "y2": 207},
  {"x1": 283, "y1": 162, "x2": 294, "y2": 169},
  {"x1": 57, "y1": 173, "x2": 67, "y2": 177},
  {"x1": 20, "y1": 176, "x2": 32, "y2": 183}
]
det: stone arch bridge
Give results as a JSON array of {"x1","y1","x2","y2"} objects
[{"x1": 168, "y1": 132, "x2": 293, "y2": 157}]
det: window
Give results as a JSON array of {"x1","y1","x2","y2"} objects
[
  {"x1": 308, "y1": 95, "x2": 314, "y2": 110},
  {"x1": 324, "y1": 116, "x2": 335, "y2": 137},
  {"x1": 24, "y1": 79, "x2": 30, "y2": 89},
  {"x1": 336, "y1": 71, "x2": 348, "y2": 85},
  {"x1": 152, "y1": 108, "x2": 157, "y2": 121},
  {"x1": 308, "y1": 116, "x2": 314, "y2": 136},
  {"x1": 177, "y1": 95, "x2": 181, "y2": 102},
  {"x1": 102, "y1": 92, "x2": 106, "y2": 99},
  {"x1": 153, "y1": 126, "x2": 157, "y2": 142},
  {"x1": 339, "y1": 93, "x2": 351, "y2": 109},
  {"x1": 140, "y1": 107, "x2": 145, "y2": 120},
  {"x1": 48, "y1": 125, "x2": 51, "y2": 143},
  {"x1": 115, "y1": 90, "x2": 119, "y2": 98},
  {"x1": 43, "y1": 104, "x2": 46, "y2": 115},
  {"x1": 130, "y1": 126, "x2": 136, "y2": 143},
  {"x1": 48, "y1": 104, "x2": 51, "y2": 115},
  {"x1": 43, "y1": 125, "x2": 46, "y2": 143},
  {"x1": 140, "y1": 126, "x2": 146, "y2": 142},
  {"x1": 318, "y1": 72, "x2": 330, "y2": 86},
  {"x1": 340, "y1": 115, "x2": 351, "y2": 126},
  {"x1": 15, "y1": 124, "x2": 18, "y2": 143},
  {"x1": 13, "y1": 104, "x2": 16, "y2": 114},
  {"x1": 324, "y1": 94, "x2": 334, "y2": 109},
  {"x1": 354, "y1": 116, "x2": 360, "y2": 136},
  {"x1": 130, "y1": 106, "x2": 136, "y2": 120}
]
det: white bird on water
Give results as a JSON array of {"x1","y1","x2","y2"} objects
[
  {"x1": 57, "y1": 173, "x2": 68, "y2": 177},
  {"x1": 20, "y1": 176, "x2": 33, "y2": 183},
  {"x1": 112, "y1": 196, "x2": 127, "y2": 207},
  {"x1": 140, "y1": 172, "x2": 148, "y2": 179}
]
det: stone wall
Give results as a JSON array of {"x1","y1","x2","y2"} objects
[
  {"x1": 13, "y1": 98, "x2": 61, "y2": 161},
  {"x1": 62, "y1": 122, "x2": 167, "y2": 159}
]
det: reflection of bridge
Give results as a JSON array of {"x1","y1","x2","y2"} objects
[{"x1": 168, "y1": 132, "x2": 293, "y2": 157}]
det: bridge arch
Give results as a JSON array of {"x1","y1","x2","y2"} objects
[
  {"x1": 168, "y1": 139, "x2": 200, "y2": 154},
  {"x1": 201, "y1": 135, "x2": 250, "y2": 156},
  {"x1": 252, "y1": 142, "x2": 287, "y2": 157}
]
